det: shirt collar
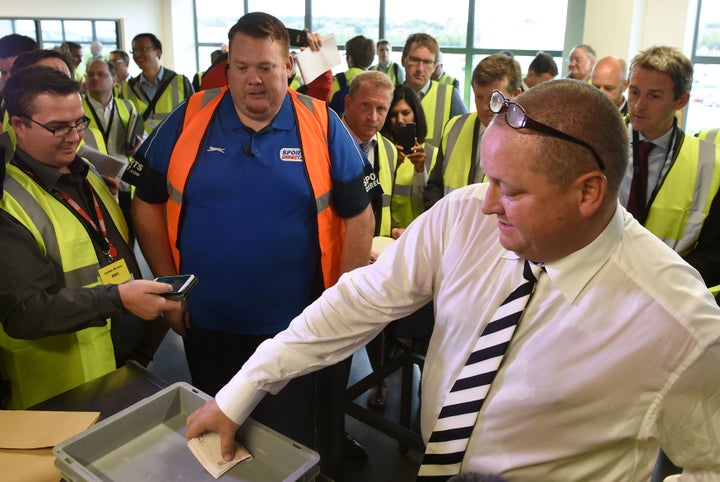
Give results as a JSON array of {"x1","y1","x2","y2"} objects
[
  {"x1": 220, "y1": 90, "x2": 294, "y2": 133},
  {"x1": 503, "y1": 204, "x2": 623, "y2": 303},
  {"x1": 546, "y1": 205, "x2": 623, "y2": 303},
  {"x1": 417, "y1": 79, "x2": 432, "y2": 97},
  {"x1": 140, "y1": 66, "x2": 165, "y2": 87},
  {"x1": 341, "y1": 118, "x2": 378, "y2": 150},
  {"x1": 637, "y1": 123, "x2": 675, "y2": 150},
  {"x1": 86, "y1": 94, "x2": 111, "y2": 112},
  {"x1": 15, "y1": 148, "x2": 88, "y2": 191}
]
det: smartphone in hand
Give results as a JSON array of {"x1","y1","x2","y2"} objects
[
  {"x1": 287, "y1": 28, "x2": 308, "y2": 47},
  {"x1": 154, "y1": 274, "x2": 198, "y2": 301},
  {"x1": 397, "y1": 122, "x2": 416, "y2": 154}
]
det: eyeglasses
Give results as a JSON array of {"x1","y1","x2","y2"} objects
[
  {"x1": 130, "y1": 46, "x2": 154, "y2": 54},
  {"x1": 489, "y1": 90, "x2": 605, "y2": 171},
  {"x1": 405, "y1": 55, "x2": 435, "y2": 67},
  {"x1": 23, "y1": 115, "x2": 91, "y2": 137}
]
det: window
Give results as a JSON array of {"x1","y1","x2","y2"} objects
[
  {"x1": 0, "y1": 17, "x2": 121, "y2": 77},
  {"x1": 192, "y1": 1, "x2": 573, "y2": 105},
  {"x1": 686, "y1": 0, "x2": 720, "y2": 135}
]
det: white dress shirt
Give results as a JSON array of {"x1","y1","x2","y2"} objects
[{"x1": 217, "y1": 183, "x2": 720, "y2": 481}]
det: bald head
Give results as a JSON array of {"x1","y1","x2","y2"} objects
[
  {"x1": 591, "y1": 56, "x2": 628, "y2": 108},
  {"x1": 510, "y1": 79, "x2": 628, "y2": 193}
]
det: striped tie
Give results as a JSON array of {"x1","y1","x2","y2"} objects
[{"x1": 417, "y1": 260, "x2": 542, "y2": 481}]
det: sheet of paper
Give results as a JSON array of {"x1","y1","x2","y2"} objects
[
  {"x1": 295, "y1": 34, "x2": 341, "y2": 84},
  {"x1": 78, "y1": 144, "x2": 127, "y2": 178},
  {"x1": 372, "y1": 236, "x2": 395, "y2": 254},
  {"x1": 188, "y1": 432, "x2": 252, "y2": 479}
]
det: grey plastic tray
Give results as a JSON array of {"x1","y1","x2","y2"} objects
[{"x1": 53, "y1": 382, "x2": 320, "y2": 481}]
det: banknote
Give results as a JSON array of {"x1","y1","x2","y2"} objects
[{"x1": 187, "y1": 431, "x2": 252, "y2": 479}]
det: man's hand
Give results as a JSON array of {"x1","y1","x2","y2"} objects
[
  {"x1": 303, "y1": 29, "x2": 322, "y2": 52},
  {"x1": 117, "y1": 279, "x2": 182, "y2": 320},
  {"x1": 164, "y1": 308, "x2": 191, "y2": 337},
  {"x1": 187, "y1": 399, "x2": 241, "y2": 462},
  {"x1": 101, "y1": 174, "x2": 120, "y2": 195}
]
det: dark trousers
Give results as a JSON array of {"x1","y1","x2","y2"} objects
[{"x1": 183, "y1": 322, "x2": 350, "y2": 456}]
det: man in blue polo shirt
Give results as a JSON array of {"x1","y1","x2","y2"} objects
[{"x1": 131, "y1": 12, "x2": 380, "y2": 460}]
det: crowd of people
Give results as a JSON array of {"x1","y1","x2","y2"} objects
[{"x1": 1, "y1": 11, "x2": 719, "y2": 481}]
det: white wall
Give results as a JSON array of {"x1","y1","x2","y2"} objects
[{"x1": 584, "y1": 0, "x2": 698, "y2": 61}]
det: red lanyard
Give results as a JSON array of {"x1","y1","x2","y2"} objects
[{"x1": 55, "y1": 182, "x2": 119, "y2": 262}]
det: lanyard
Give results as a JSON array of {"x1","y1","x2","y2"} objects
[
  {"x1": 11, "y1": 158, "x2": 119, "y2": 263},
  {"x1": 85, "y1": 95, "x2": 115, "y2": 147},
  {"x1": 54, "y1": 182, "x2": 118, "y2": 262}
]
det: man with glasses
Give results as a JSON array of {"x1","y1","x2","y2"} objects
[
  {"x1": 0, "y1": 66, "x2": 181, "y2": 410},
  {"x1": 424, "y1": 54, "x2": 521, "y2": 209},
  {"x1": 401, "y1": 33, "x2": 467, "y2": 146},
  {"x1": 109, "y1": 49, "x2": 132, "y2": 95},
  {"x1": 187, "y1": 78, "x2": 720, "y2": 480},
  {"x1": 121, "y1": 33, "x2": 193, "y2": 133}
]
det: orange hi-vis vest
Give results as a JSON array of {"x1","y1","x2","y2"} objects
[{"x1": 165, "y1": 87, "x2": 345, "y2": 288}]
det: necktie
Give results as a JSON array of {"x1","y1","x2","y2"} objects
[
  {"x1": 627, "y1": 140, "x2": 655, "y2": 223},
  {"x1": 360, "y1": 141, "x2": 373, "y2": 157},
  {"x1": 417, "y1": 260, "x2": 542, "y2": 481}
]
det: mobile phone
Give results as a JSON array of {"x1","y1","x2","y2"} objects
[
  {"x1": 287, "y1": 28, "x2": 308, "y2": 47},
  {"x1": 397, "y1": 122, "x2": 416, "y2": 155},
  {"x1": 154, "y1": 274, "x2": 198, "y2": 301}
]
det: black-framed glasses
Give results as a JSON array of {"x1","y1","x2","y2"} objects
[
  {"x1": 23, "y1": 115, "x2": 91, "y2": 137},
  {"x1": 489, "y1": 90, "x2": 605, "y2": 171}
]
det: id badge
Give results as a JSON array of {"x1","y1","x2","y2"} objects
[{"x1": 99, "y1": 258, "x2": 133, "y2": 284}]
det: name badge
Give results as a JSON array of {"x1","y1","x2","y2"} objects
[{"x1": 99, "y1": 258, "x2": 132, "y2": 284}]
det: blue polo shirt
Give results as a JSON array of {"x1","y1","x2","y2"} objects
[{"x1": 135, "y1": 90, "x2": 378, "y2": 334}]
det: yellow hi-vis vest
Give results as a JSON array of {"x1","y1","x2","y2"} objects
[
  {"x1": 697, "y1": 128, "x2": 720, "y2": 144},
  {"x1": 421, "y1": 80, "x2": 453, "y2": 147},
  {"x1": 374, "y1": 133, "x2": 398, "y2": 237},
  {"x1": 441, "y1": 112, "x2": 485, "y2": 195},
  {"x1": 121, "y1": 72, "x2": 190, "y2": 133},
  {"x1": 0, "y1": 162, "x2": 126, "y2": 409},
  {"x1": 370, "y1": 61, "x2": 402, "y2": 86},
  {"x1": 392, "y1": 142, "x2": 438, "y2": 228},
  {"x1": 644, "y1": 134, "x2": 720, "y2": 295},
  {"x1": 82, "y1": 96, "x2": 134, "y2": 155}
]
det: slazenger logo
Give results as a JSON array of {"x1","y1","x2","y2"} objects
[{"x1": 280, "y1": 148, "x2": 303, "y2": 162}]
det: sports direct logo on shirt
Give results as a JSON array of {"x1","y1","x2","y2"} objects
[{"x1": 280, "y1": 148, "x2": 303, "y2": 162}]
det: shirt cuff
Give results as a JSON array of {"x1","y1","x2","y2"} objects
[{"x1": 215, "y1": 372, "x2": 267, "y2": 425}]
